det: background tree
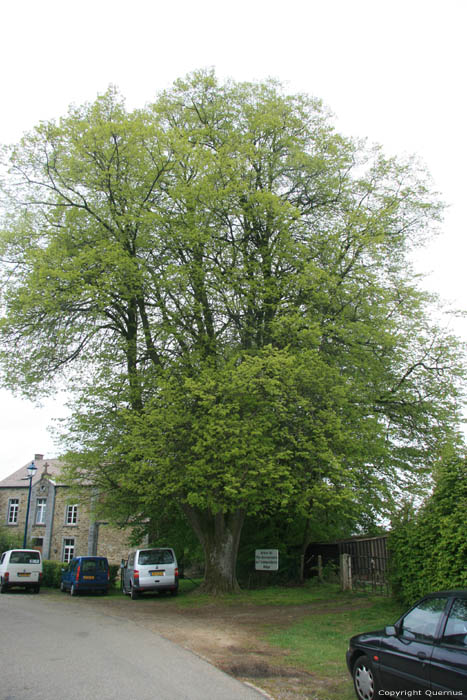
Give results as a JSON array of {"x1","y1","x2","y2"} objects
[{"x1": 0, "y1": 72, "x2": 464, "y2": 593}]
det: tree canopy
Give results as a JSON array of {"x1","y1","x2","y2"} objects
[{"x1": 0, "y1": 71, "x2": 465, "y2": 592}]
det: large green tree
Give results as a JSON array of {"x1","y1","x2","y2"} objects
[{"x1": 0, "y1": 72, "x2": 464, "y2": 592}]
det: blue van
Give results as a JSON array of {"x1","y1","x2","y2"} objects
[{"x1": 60, "y1": 556, "x2": 110, "y2": 595}]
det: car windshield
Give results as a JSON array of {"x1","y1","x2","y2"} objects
[
  {"x1": 138, "y1": 549, "x2": 174, "y2": 565},
  {"x1": 10, "y1": 550, "x2": 40, "y2": 564}
]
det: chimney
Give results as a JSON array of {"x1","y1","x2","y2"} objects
[{"x1": 34, "y1": 454, "x2": 44, "y2": 461}]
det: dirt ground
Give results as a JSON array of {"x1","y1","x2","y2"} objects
[{"x1": 61, "y1": 591, "x2": 356, "y2": 700}]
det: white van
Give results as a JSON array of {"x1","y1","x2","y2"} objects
[
  {"x1": 121, "y1": 547, "x2": 179, "y2": 599},
  {"x1": 0, "y1": 549, "x2": 43, "y2": 593}
]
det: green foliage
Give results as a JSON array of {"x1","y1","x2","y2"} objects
[
  {"x1": 0, "y1": 70, "x2": 465, "y2": 592},
  {"x1": 236, "y1": 509, "x2": 361, "y2": 588},
  {"x1": 388, "y1": 454, "x2": 467, "y2": 605},
  {"x1": 0, "y1": 527, "x2": 23, "y2": 554},
  {"x1": 108, "y1": 564, "x2": 120, "y2": 588},
  {"x1": 42, "y1": 560, "x2": 63, "y2": 588}
]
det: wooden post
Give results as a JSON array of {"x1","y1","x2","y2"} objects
[
  {"x1": 340, "y1": 553, "x2": 352, "y2": 591},
  {"x1": 317, "y1": 554, "x2": 323, "y2": 582}
]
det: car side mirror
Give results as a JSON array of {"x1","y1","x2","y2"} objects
[{"x1": 385, "y1": 625, "x2": 397, "y2": 636}]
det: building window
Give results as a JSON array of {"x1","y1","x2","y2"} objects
[
  {"x1": 65, "y1": 504, "x2": 78, "y2": 525},
  {"x1": 35, "y1": 498, "x2": 47, "y2": 525},
  {"x1": 62, "y1": 538, "x2": 75, "y2": 562},
  {"x1": 7, "y1": 499, "x2": 19, "y2": 524}
]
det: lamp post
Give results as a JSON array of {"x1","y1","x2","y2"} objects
[{"x1": 23, "y1": 461, "x2": 37, "y2": 548}]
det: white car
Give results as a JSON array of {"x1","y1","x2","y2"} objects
[
  {"x1": 0, "y1": 549, "x2": 43, "y2": 593},
  {"x1": 121, "y1": 548, "x2": 179, "y2": 599}
]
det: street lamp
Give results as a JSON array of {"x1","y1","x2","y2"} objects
[{"x1": 23, "y1": 461, "x2": 37, "y2": 548}]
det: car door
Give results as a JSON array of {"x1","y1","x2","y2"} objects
[
  {"x1": 430, "y1": 596, "x2": 467, "y2": 698},
  {"x1": 379, "y1": 596, "x2": 448, "y2": 691}
]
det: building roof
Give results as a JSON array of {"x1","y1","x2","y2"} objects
[{"x1": 0, "y1": 455, "x2": 64, "y2": 488}]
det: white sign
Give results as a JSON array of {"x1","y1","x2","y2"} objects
[{"x1": 255, "y1": 549, "x2": 279, "y2": 571}]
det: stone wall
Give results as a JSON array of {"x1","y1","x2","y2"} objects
[
  {"x1": 96, "y1": 524, "x2": 134, "y2": 564},
  {"x1": 0, "y1": 487, "x2": 29, "y2": 544}
]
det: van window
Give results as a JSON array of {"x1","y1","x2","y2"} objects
[
  {"x1": 138, "y1": 549, "x2": 174, "y2": 565},
  {"x1": 10, "y1": 550, "x2": 41, "y2": 564},
  {"x1": 82, "y1": 559, "x2": 107, "y2": 574}
]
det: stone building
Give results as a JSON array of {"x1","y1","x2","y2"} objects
[{"x1": 0, "y1": 454, "x2": 133, "y2": 564}]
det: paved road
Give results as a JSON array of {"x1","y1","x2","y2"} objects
[{"x1": 0, "y1": 591, "x2": 266, "y2": 700}]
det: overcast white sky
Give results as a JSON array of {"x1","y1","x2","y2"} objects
[{"x1": 0, "y1": 0, "x2": 466, "y2": 479}]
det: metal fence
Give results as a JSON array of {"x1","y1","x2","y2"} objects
[{"x1": 350, "y1": 554, "x2": 390, "y2": 595}]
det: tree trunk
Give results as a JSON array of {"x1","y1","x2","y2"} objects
[{"x1": 182, "y1": 505, "x2": 245, "y2": 594}]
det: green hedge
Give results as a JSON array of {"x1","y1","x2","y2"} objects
[
  {"x1": 109, "y1": 564, "x2": 119, "y2": 588},
  {"x1": 388, "y1": 457, "x2": 467, "y2": 605},
  {"x1": 42, "y1": 560, "x2": 64, "y2": 588}
]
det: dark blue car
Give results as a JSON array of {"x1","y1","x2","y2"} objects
[
  {"x1": 346, "y1": 590, "x2": 467, "y2": 699},
  {"x1": 61, "y1": 556, "x2": 110, "y2": 596}
]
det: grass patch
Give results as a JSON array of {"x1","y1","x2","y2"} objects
[
  {"x1": 266, "y1": 595, "x2": 404, "y2": 675},
  {"x1": 175, "y1": 579, "x2": 357, "y2": 608}
]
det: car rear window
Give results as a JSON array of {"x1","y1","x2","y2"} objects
[
  {"x1": 10, "y1": 550, "x2": 41, "y2": 564},
  {"x1": 81, "y1": 559, "x2": 107, "y2": 573},
  {"x1": 138, "y1": 549, "x2": 174, "y2": 565}
]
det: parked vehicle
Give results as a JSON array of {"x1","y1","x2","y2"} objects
[
  {"x1": 61, "y1": 556, "x2": 110, "y2": 596},
  {"x1": 121, "y1": 548, "x2": 179, "y2": 599},
  {"x1": 347, "y1": 589, "x2": 467, "y2": 699},
  {"x1": 0, "y1": 549, "x2": 42, "y2": 593}
]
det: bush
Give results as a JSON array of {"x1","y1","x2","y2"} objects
[
  {"x1": 0, "y1": 527, "x2": 23, "y2": 554},
  {"x1": 42, "y1": 560, "x2": 64, "y2": 588},
  {"x1": 109, "y1": 564, "x2": 120, "y2": 588}
]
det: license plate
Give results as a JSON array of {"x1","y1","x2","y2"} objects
[
  {"x1": 83, "y1": 576, "x2": 95, "y2": 580},
  {"x1": 18, "y1": 572, "x2": 31, "y2": 577},
  {"x1": 150, "y1": 571, "x2": 164, "y2": 576}
]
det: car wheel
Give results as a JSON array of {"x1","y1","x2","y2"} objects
[
  {"x1": 70, "y1": 584, "x2": 78, "y2": 597},
  {"x1": 33, "y1": 585, "x2": 40, "y2": 594},
  {"x1": 130, "y1": 584, "x2": 139, "y2": 600},
  {"x1": 0, "y1": 578, "x2": 8, "y2": 594},
  {"x1": 353, "y1": 655, "x2": 379, "y2": 700}
]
